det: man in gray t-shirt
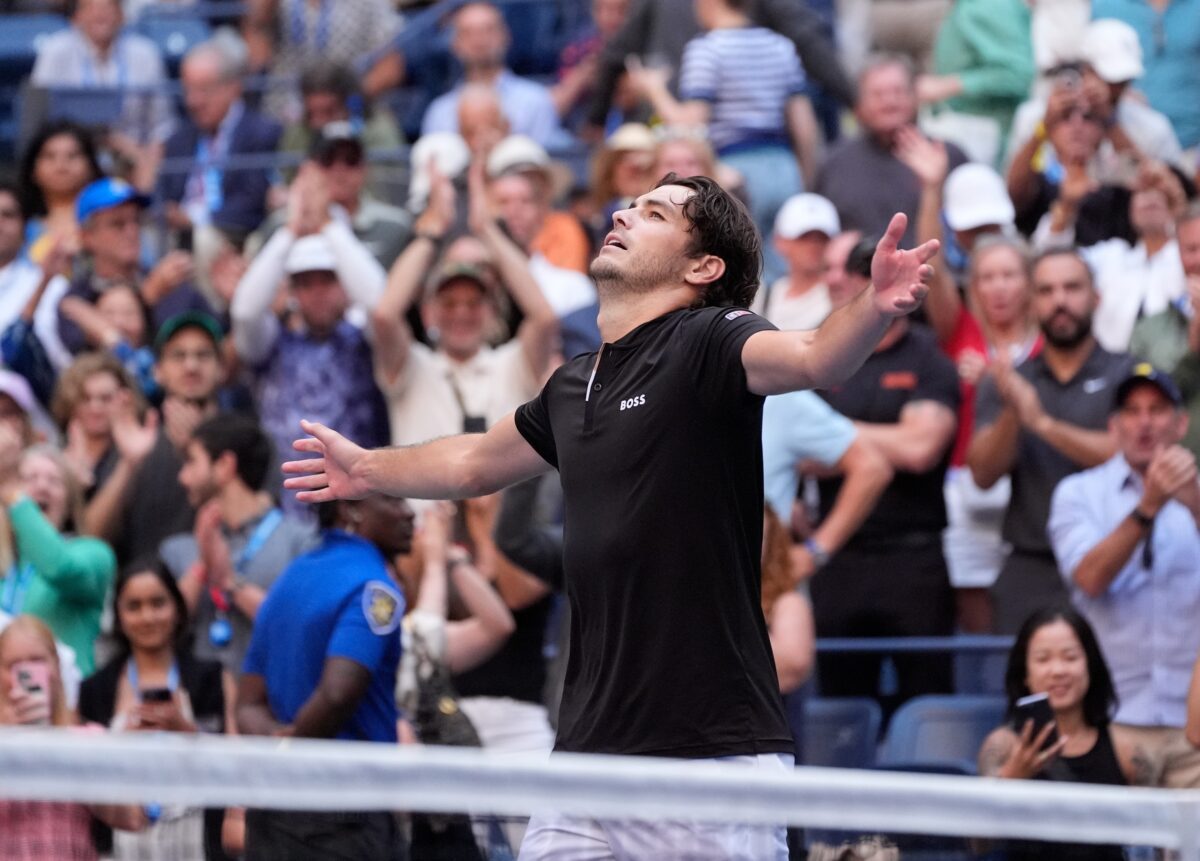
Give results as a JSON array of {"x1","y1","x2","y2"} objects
[
  {"x1": 968, "y1": 249, "x2": 1133, "y2": 633},
  {"x1": 160, "y1": 414, "x2": 317, "y2": 674}
]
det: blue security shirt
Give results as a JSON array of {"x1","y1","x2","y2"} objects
[{"x1": 243, "y1": 530, "x2": 404, "y2": 742}]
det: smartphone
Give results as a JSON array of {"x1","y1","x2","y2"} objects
[
  {"x1": 11, "y1": 661, "x2": 49, "y2": 695},
  {"x1": 139, "y1": 687, "x2": 173, "y2": 704},
  {"x1": 1013, "y1": 692, "x2": 1059, "y2": 750}
]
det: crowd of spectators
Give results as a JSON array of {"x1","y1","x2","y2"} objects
[{"x1": 1, "y1": 0, "x2": 1200, "y2": 857}]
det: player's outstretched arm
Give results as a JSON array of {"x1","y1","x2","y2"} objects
[
  {"x1": 282, "y1": 413, "x2": 552, "y2": 503},
  {"x1": 743, "y1": 213, "x2": 939, "y2": 395}
]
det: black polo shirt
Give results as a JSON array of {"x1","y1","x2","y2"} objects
[
  {"x1": 514, "y1": 306, "x2": 794, "y2": 759},
  {"x1": 974, "y1": 342, "x2": 1134, "y2": 555}
]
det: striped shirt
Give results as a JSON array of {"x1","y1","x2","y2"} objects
[{"x1": 677, "y1": 26, "x2": 806, "y2": 153}]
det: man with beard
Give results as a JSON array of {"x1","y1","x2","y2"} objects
[
  {"x1": 969, "y1": 248, "x2": 1134, "y2": 632},
  {"x1": 283, "y1": 174, "x2": 938, "y2": 859}
]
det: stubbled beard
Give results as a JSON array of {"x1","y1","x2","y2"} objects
[
  {"x1": 1041, "y1": 312, "x2": 1092, "y2": 349},
  {"x1": 588, "y1": 251, "x2": 680, "y2": 296}
]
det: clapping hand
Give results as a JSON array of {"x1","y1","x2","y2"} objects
[
  {"x1": 894, "y1": 126, "x2": 949, "y2": 190},
  {"x1": 111, "y1": 391, "x2": 159, "y2": 467}
]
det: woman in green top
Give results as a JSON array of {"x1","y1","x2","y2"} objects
[{"x1": 0, "y1": 439, "x2": 115, "y2": 675}]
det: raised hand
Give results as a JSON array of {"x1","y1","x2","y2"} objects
[
  {"x1": 869, "y1": 213, "x2": 939, "y2": 317},
  {"x1": 111, "y1": 392, "x2": 159, "y2": 466},
  {"x1": 893, "y1": 126, "x2": 949, "y2": 190},
  {"x1": 282, "y1": 420, "x2": 372, "y2": 503}
]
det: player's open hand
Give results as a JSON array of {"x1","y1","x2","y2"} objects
[
  {"x1": 282, "y1": 420, "x2": 371, "y2": 503},
  {"x1": 870, "y1": 213, "x2": 939, "y2": 318}
]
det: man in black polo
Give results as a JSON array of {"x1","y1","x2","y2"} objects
[
  {"x1": 968, "y1": 248, "x2": 1134, "y2": 633},
  {"x1": 283, "y1": 173, "x2": 938, "y2": 859}
]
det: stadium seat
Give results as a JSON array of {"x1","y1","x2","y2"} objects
[
  {"x1": 134, "y1": 15, "x2": 211, "y2": 76},
  {"x1": 0, "y1": 14, "x2": 67, "y2": 80},
  {"x1": 800, "y1": 697, "x2": 882, "y2": 770},
  {"x1": 878, "y1": 694, "x2": 1006, "y2": 775}
]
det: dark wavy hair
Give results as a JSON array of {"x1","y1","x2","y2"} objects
[
  {"x1": 1004, "y1": 605, "x2": 1117, "y2": 730},
  {"x1": 18, "y1": 120, "x2": 102, "y2": 219},
  {"x1": 653, "y1": 173, "x2": 761, "y2": 309},
  {"x1": 111, "y1": 560, "x2": 192, "y2": 660}
]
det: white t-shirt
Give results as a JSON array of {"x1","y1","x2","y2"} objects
[
  {"x1": 378, "y1": 340, "x2": 539, "y2": 447},
  {"x1": 0, "y1": 258, "x2": 45, "y2": 335},
  {"x1": 751, "y1": 277, "x2": 832, "y2": 331}
]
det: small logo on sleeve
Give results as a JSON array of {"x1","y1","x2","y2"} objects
[
  {"x1": 724, "y1": 309, "x2": 751, "y2": 321},
  {"x1": 363, "y1": 581, "x2": 404, "y2": 635},
  {"x1": 619, "y1": 394, "x2": 647, "y2": 411}
]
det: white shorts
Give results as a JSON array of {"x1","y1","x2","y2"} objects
[
  {"x1": 942, "y1": 466, "x2": 1011, "y2": 589},
  {"x1": 518, "y1": 753, "x2": 793, "y2": 861}
]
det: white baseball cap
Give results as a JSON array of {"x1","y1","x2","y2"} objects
[
  {"x1": 1082, "y1": 19, "x2": 1145, "y2": 84},
  {"x1": 773, "y1": 193, "x2": 840, "y2": 239},
  {"x1": 285, "y1": 235, "x2": 338, "y2": 275},
  {"x1": 943, "y1": 164, "x2": 1015, "y2": 232}
]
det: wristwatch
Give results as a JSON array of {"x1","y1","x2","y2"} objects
[
  {"x1": 804, "y1": 537, "x2": 831, "y2": 570},
  {"x1": 1130, "y1": 507, "x2": 1155, "y2": 529}
]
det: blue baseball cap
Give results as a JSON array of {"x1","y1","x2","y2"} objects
[
  {"x1": 77, "y1": 178, "x2": 150, "y2": 224},
  {"x1": 1114, "y1": 363, "x2": 1183, "y2": 411}
]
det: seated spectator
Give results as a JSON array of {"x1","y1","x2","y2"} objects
[
  {"x1": 237, "y1": 494, "x2": 412, "y2": 857},
  {"x1": 587, "y1": 123, "x2": 658, "y2": 239},
  {"x1": 84, "y1": 312, "x2": 227, "y2": 566},
  {"x1": 915, "y1": 0, "x2": 1033, "y2": 166},
  {"x1": 161, "y1": 39, "x2": 283, "y2": 246},
  {"x1": 761, "y1": 504, "x2": 813, "y2": 696},
  {"x1": 551, "y1": 0, "x2": 634, "y2": 132},
  {"x1": 30, "y1": 0, "x2": 175, "y2": 193},
  {"x1": 1035, "y1": 161, "x2": 1187, "y2": 353},
  {"x1": 241, "y1": 0, "x2": 401, "y2": 124},
  {"x1": 0, "y1": 616, "x2": 144, "y2": 859},
  {"x1": 0, "y1": 183, "x2": 44, "y2": 339},
  {"x1": 160, "y1": 414, "x2": 317, "y2": 675},
  {"x1": 0, "y1": 436, "x2": 115, "y2": 675},
  {"x1": 1007, "y1": 20, "x2": 1186, "y2": 181},
  {"x1": 78, "y1": 562, "x2": 235, "y2": 859},
  {"x1": 978, "y1": 607, "x2": 1154, "y2": 860},
  {"x1": 370, "y1": 158, "x2": 557, "y2": 448},
  {"x1": 231, "y1": 174, "x2": 389, "y2": 512},
  {"x1": 812, "y1": 235, "x2": 959, "y2": 706},
  {"x1": 969, "y1": 248, "x2": 1134, "y2": 632},
  {"x1": 1049, "y1": 365, "x2": 1200, "y2": 788},
  {"x1": 1092, "y1": 0, "x2": 1200, "y2": 151},
  {"x1": 625, "y1": 0, "x2": 821, "y2": 247},
  {"x1": 42, "y1": 178, "x2": 212, "y2": 372},
  {"x1": 420, "y1": 2, "x2": 564, "y2": 148},
  {"x1": 276, "y1": 61, "x2": 406, "y2": 201},
  {"x1": 751, "y1": 193, "x2": 840, "y2": 331},
  {"x1": 17, "y1": 120, "x2": 101, "y2": 265},
  {"x1": 816, "y1": 56, "x2": 968, "y2": 250}
]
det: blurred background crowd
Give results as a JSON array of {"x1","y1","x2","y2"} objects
[{"x1": 0, "y1": 0, "x2": 1199, "y2": 857}]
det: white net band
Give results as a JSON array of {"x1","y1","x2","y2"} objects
[{"x1": 4, "y1": 729, "x2": 1200, "y2": 857}]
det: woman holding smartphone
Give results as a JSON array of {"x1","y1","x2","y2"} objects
[
  {"x1": 79, "y1": 563, "x2": 235, "y2": 860},
  {"x1": 978, "y1": 606, "x2": 1153, "y2": 859},
  {"x1": 0, "y1": 615, "x2": 144, "y2": 859}
]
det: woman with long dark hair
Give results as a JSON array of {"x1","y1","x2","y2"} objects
[
  {"x1": 17, "y1": 120, "x2": 102, "y2": 264},
  {"x1": 978, "y1": 606, "x2": 1153, "y2": 859}
]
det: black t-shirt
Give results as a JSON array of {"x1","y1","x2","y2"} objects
[
  {"x1": 453, "y1": 594, "x2": 552, "y2": 705},
  {"x1": 818, "y1": 324, "x2": 960, "y2": 545},
  {"x1": 514, "y1": 306, "x2": 793, "y2": 759}
]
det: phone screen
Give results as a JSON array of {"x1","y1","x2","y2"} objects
[
  {"x1": 11, "y1": 661, "x2": 50, "y2": 695},
  {"x1": 1013, "y1": 692, "x2": 1059, "y2": 750},
  {"x1": 139, "y1": 687, "x2": 173, "y2": 704}
]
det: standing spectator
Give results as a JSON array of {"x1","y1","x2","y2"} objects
[
  {"x1": 370, "y1": 159, "x2": 557, "y2": 448},
  {"x1": 0, "y1": 438, "x2": 114, "y2": 675},
  {"x1": 0, "y1": 184, "x2": 43, "y2": 337},
  {"x1": 969, "y1": 249, "x2": 1134, "y2": 632},
  {"x1": 84, "y1": 313, "x2": 227, "y2": 566},
  {"x1": 1006, "y1": 19, "x2": 1186, "y2": 180},
  {"x1": 916, "y1": 0, "x2": 1034, "y2": 166},
  {"x1": 751, "y1": 193, "x2": 840, "y2": 331},
  {"x1": 816, "y1": 56, "x2": 968, "y2": 249},
  {"x1": 79, "y1": 563, "x2": 235, "y2": 860},
  {"x1": 0, "y1": 616, "x2": 144, "y2": 859},
  {"x1": 231, "y1": 168, "x2": 389, "y2": 511},
  {"x1": 237, "y1": 494, "x2": 413, "y2": 859},
  {"x1": 1049, "y1": 365, "x2": 1200, "y2": 788},
  {"x1": 625, "y1": 0, "x2": 821, "y2": 231},
  {"x1": 420, "y1": 2, "x2": 563, "y2": 147},
  {"x1": 276, "y1": 62, "x2": 406, "y2": 200},
  {"x1": 1091, "y1": 0, "x2": 1200, "y2": 151},
  {"x1": 44, "y1": 178, "x2": 212, "y2": 372},
  {"x1": 30, "y1": 0, "x2": 175, "y2": 193},
  {"x1": 161, "y1": 415, "x2": 317, "y2": 675},
  {"x1": 812, "y1": 237, "x2": 960, "y2": 705},
  {"x1": 161, "y1": 40, "x2": 283, "y2": 246},
  {"x1": 16, "y1": 121, "x2": 101, "y2": 266}
]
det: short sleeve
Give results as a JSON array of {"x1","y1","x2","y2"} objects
[
  {"x1": 514, "y1": 379, "x2": 559, "y2": 469},
  {"x1": 914, "y1": 346, "x2": 961, "y2": 412},
  {"x1": 327, "y1": 579, "x2": 405, "y2": 671},
  {"x1": 973, "y1": 373, "x2": 1003, "y2": 432},
  {"x1": 683, "y1": 308, "x2": 778, "y2": 410},
  {"x1": 678, "y1": 36, "x2": 718, "y2": 102},
  {"x1": 784, "y1": 45, "x2": 807, "y2": 96}
]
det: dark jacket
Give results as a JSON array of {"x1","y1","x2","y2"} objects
[{"x1": 159, "y1": 105, "x2": 282, "y2": 236}]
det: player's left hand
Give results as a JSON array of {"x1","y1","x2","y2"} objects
[{"x1": 870, "y1": 213, "x2": 939, "y2": 318}]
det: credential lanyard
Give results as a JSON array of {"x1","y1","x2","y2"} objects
[
  {"x1": 80, "y1": 35, "x2": 127, "y2": 88},
  {"x1": 207, "y1": 508, "x2": 284, "y2": 615},
  {"x1": 126, "y1": 659, "x2": 180, "y2": 694}
]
